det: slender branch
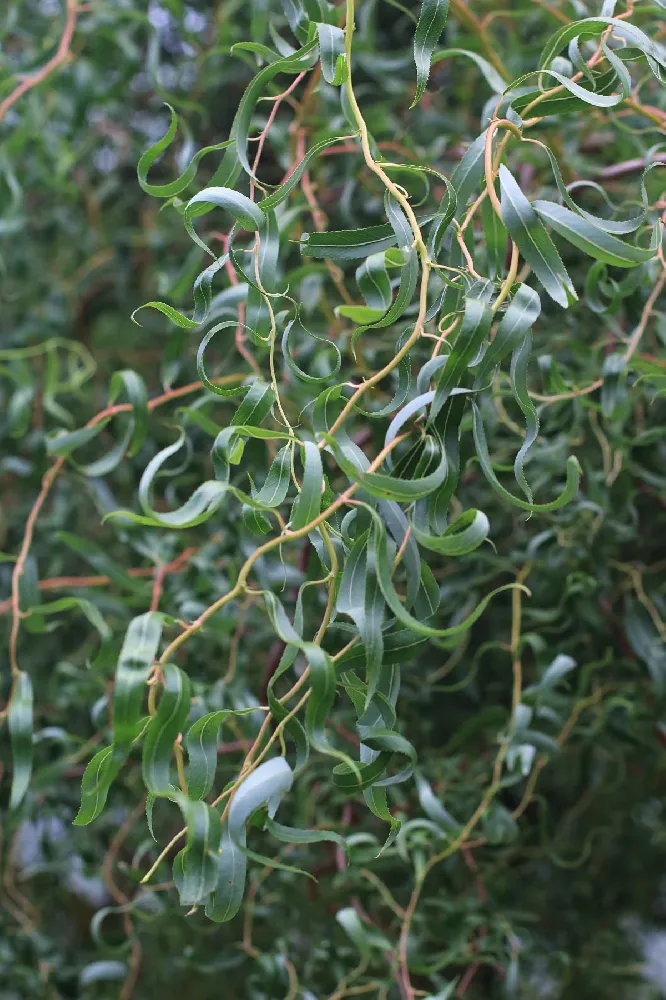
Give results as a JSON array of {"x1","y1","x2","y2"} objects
[
  {"x1": 1, "y1": 374, "x2": 242, "y2": 717},
  {"x1": 0, "y1": 0, "x2": 80, "y2": 125},
  {"x1": 3, "y1": 457, "x2": 66, "y2": 719},
  {"x1": 624, "y1": 271, "x2": 666, "y2": 363},
  {"x1": 397, "y1": 564, "x2": 530, "y2": 999}
]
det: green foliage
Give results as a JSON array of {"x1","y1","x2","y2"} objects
[{"x1": 1, "y1": 1, "x2": 666, "y2": 998}]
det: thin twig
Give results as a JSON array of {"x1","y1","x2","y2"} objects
[
  {"x1": 1, "y1": 375, "x2": 241, "y2": 717},
  {"x1": 0, "y1": 0, "x2": 79, "y2": 125},
  {"x1": 624, "y1": 271, "x2": 666, "y2": 363}
]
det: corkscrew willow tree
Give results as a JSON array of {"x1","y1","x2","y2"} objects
[{"x1": 1, "y1": 0, "x2": 666, "y2": 997}]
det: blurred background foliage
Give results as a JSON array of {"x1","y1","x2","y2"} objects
[{"x1": 1, "y1": 1, "x2": 666, "y2": 998}]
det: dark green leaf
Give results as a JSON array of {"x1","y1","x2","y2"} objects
[{"x1": 8, "y1": 672, "x2": 33, "y2": 809}]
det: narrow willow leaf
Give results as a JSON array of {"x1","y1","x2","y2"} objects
[
  {"x1": 525, "y1": 137, "x2": 659, "y2": 235},
  {"x1": 337, "y1": 532, "x2": 385, "y2": 705},
  {"x1": 472, "y1": 403, "x2": 581, "y2": 511},
  {"x1": 344, "y1": 195, "x2": 421, "y2": 340},
  {"x1": 510, "y1": 67, "x2": 624, "y2": 109},
  {"x1": 90, "y1": 895, "x2": 162, "y2": 952},
  {"x1": 601, "y1": 39, "x2": 632, "y2": 98},
  {"x1": 316, "y1": 23, "x2": 347, "y2": 85},
  {"x1": 499, "y1": 165, "x2": 577, "y2": 308},
  {"x1": 264, "y1": 817, "x2": 347, "y2": 853},
  {"x1": 242, "y1": 504, "x2": 272, "y2": 535},
  {"x1": 337, "y1": 532, "x2": 370, "y2": 621},
  {"x1": 369, "y1": 509, "x2": 525, "y2": 639},
  {"x1": 601, "y1": 352, "x2": 629, "y2": 421},
  {"x1": 111, "y1": 481, "x2": 229, "y2": 529},
  {"x1": 228, "y1": 757, "x2": 294, "y2": 843},
  {"x1": 47, "y1": 421, "x2": 108, "y2": 458},
  {"x1": 23, "y1": 596, "x2": 110, "y2": 641},
  {"x1": 536, "y1": 654, "x2": 577, "y2": 692},
  {"x1": 301, "y1": 222, "x2": 401, "y2": 260},
  {"x1": 363, "y1": 785, "x2": 401, "y2": 852},
  {"x1": 138, "y1": 103, "x2": 233, "y2": 197},
  {"x1": 146, "y1": 793, "x2": 157, "y2": 841},
  {"x1": 337, "y1": 304, "x2": 385, "y2": 324},
  {"x1": 266, "y1": 644, "x2": 310, "y2": 775},
  {"x1": 430, "y1": 293, "x2": 494, "y2": 420},
  {"x1": 142, "y1": 664, "x2": 192, "y2": 796},
  {"x1": 196, "y1": 321, "x2": 253, "y2": 397},
  {"x1": 301, "y1": 209, "x2": 435, "y2": 262},
  {"x1": 331, "y1": 751, "x2": 392, "y2": 792},
  {"x1": 185, "y1": 708, "x2": 258, "y2": 800},
  {"x1": 304, "y1": 643, "x2": 345, "y2": 760},
  {"x1": 511, "y1": 68, "x2": 619, "y2": 118},
  {"x1": 246, "y1": 209, "x2": 280, "y2": 342},
  {"x1": 290, "y1": 441, "x2": 323, "y2": 528},
  {"x1": 411, "y1": 0, "x2": 450, "y2": 107},
  {"x1": 213, "y1": 427, "x2": 295, "y2": 488},
  {"x1": 73, "y1": 745, "x2": 121, "y2": 826},
  {"x1": 415, "y1": 772, "x2": 458, "y2": 829},
  {"x1": 336, "y1": 627, "x2": 428, "y2": 670},
  {"x1": 333, "y1": 727, "x2": 416, "y2": 792},
  {"x1": 205, "y1": 824, "x2": 247, "y2": 923},
  {"x1": 113, "y1": 613, "x2": 165, "y2": 759},
  {"x1": 258, "y1": 135, "x2": 352, "y2": 213},
  {"x1": 380, "y1": 500, "x2": 422, "y2": 611},
  {"x1": 336, "y1": 907, "x2": 393, "y2": 954},
  {"x1": 185, "y1": 187, "x2": 265, "y2": 255},
  {"x1": 8, "y1": 672, "x2": 33, "y2": 809},
  {"x1": 540, "y1": 17, "x2": 666, "y2": 76},
  {"x1": 232, "y1": 380, "x2": 276, "y2": 426},
  {"x1": 79, "y1": 962, "x2": 128, "y2": 986},
  {"x1": 208, "y1": 758, "x2": 311, "y2": 909},
  {"x1": 232, "y1": 41, "x2": 284, "y2": 63},
  {"x1": 350, "y1": 249, "x2": 419, "y2": 352},
  {"x1": 481, "y1": 196, "x2": 507, "y2": 279},
  {"x1": 413, "y1": 508, "x2": 490, "y2": 556},
  {"x1": 353, "y1": 331, "x2": 413, "y2": 418},
  {"x1": 533, "y1": 200, "x2": 661, "y2": 268},
  {"x1": 109, "y1": 369, "x2": 148, "y2": 457},
  {"x1": 263, "y1": 592, "x2": 360, "y2": 776},
  {"x1": 73, "y1": 426, "x2": 135, "y2": 479},
  {"x1": 471, "y1": 283, "x2": 543, "y2": 501},
  {"x1": 625, "y1": 601, "x2": 666, "y2": 691},
  {"x1": 131, "y1": 300, "x2": 200, "y2": 330},
  {"x1": 450, "y1": 131, "x2": 488, "y2": 214},
  {"x1": 473, "y1": 283, "x2": 541, "y2": 389},
  {"x1": 132, "y1": 255, "x2": 230, "y2": 331},
  {"x1": 231, "y1": 38, "x2": 319, "y2": 181},
  {"x1": 282, "y1": 314, "x2": 342, "y2": 384},
  {"x1": 431, "y1": 47, "x2": 506, "y2": 94},
  {"x1": 172, "y1": 796, "x2": 221, "y2": 906},
  {"x1": 510, "y1": 333, "x2": 540, "y2": 503},
  {"x1": 324, "y1": 431, "x2": 448, "y2": 502},
  {"x1": 111, "y1": 431, "x2": 230, "y2": 529},
  {"x1": 252, "y1": 444, "x2": 292, "y2": 507},
  {"x1": 356, "y1": 252, "x2": 393, "y2": 312}
]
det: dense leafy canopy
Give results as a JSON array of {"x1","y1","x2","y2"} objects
[{"x1": 1, "y1": 0, "x2": 666, "y2": 998}]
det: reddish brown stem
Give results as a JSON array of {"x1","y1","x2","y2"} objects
[
  {"x1": 5, "y1": 457, "x2": 66, "y2": 706},
  {"x1": 457, "y1": 963, "x2": 480, "y2": 997},
  {"x1": 0, "y1": 0, "x2": 79, "y2": 125},
  {"x1": 2, "y1": 376, "x2": 240, "y2": 715},
  {"x1": 595, "y1": 152, "x2": 666, "y2": 180}
]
